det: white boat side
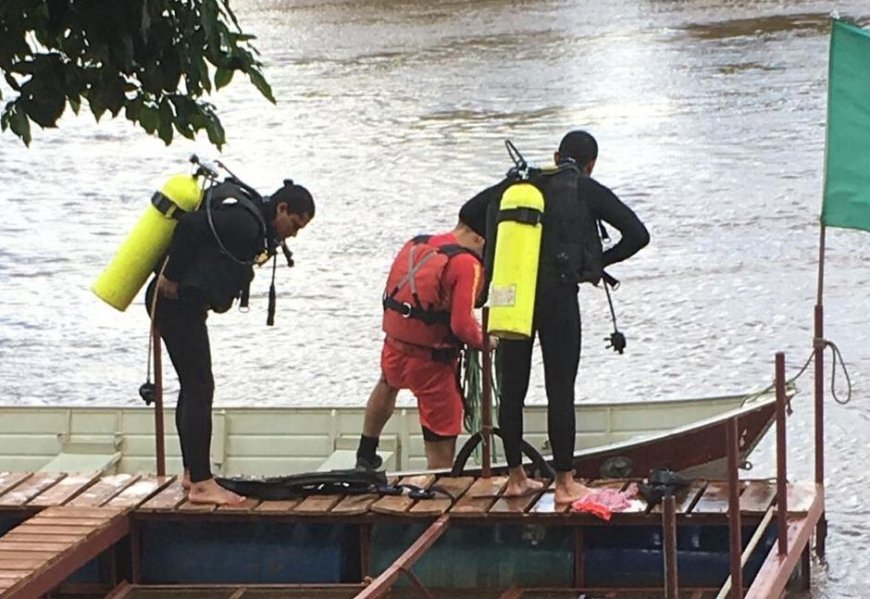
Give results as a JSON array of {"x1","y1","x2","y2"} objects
[{"x1": 0, "y1": 389, "x2": 775, "y2": 476}]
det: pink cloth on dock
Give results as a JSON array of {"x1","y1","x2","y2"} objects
[{"x1": 571, "y1": 486, "x2": 637, "y2": 521}]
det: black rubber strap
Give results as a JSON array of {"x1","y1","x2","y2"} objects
[
  {"x1": 383, "y1": 296, "x2": 450, "y2": 326},
  {"x1": 151, "y1": 191, "x2": 184, "y2": 220},
  {"x1": 497, "y1": 207, "x2": 543, "y2": 226}
]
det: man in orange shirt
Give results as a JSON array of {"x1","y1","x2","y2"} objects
[{"x1": 356, "y1": 218, "x2": 490, "y2": 470}]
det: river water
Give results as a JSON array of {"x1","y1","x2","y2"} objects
[{"x1": 1, "y1": 0, "x2": 869, "y2": 594}]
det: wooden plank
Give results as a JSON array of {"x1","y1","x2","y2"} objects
[
  {"x1": 67, "y1": 474, "x2": 140, "y2": 507},
  {"x1": 692, "y1": 480, "x2": 746, "y2": 514},
  {"x1": 0, "y1": 473, "x2": 65, "y2": 507},
  {"x1": 745, "y1": 487, "x2": 823, "y2": 599},
  {"x1": 0, "y1": 559, "x2": 46, "y2": 570},
  {"x1": 451, "y1": 476, "x2": 508, "y2": 515},
  {"x1": 27, "y1": 472, "x2": 101, "y2": 508},
  {"x1": 217, "y1": 497, "x2": 261, "y2": 512},
  {"x1": 490, "y1": 480, "x2": 552, "y2": 514},
  {"x1": 20, "y1": 518, "x2": 109, "y2": 527},
  {"x1": 740, "y1": 480, "x2": 778, "y2": 513},
  {"x1": 0, "y1": 551, "x2": 57, "y2": 562},
  {"x1": 650, "y1": 480, "x2": 707, "y2": 514},
  {"x1": 254, "y1": 499, "x2": 302, "y2": 513},
  {"x1": 176, "y1": 500, "x2": 216, "y2": 513},
  {"x1": 30, "y1": 506, "x2": 122, "y2": 518},
  {"x1": 0, "y1": 473, "x2": 33, "y2": 500},
  {"x1": 107, "y1": 476, "x2": 174, "y2": 509},
  {"x1": 2, "y1": 534, "x2": 83, "y2": 545},
  {"x1": 3, "y1": 525, "x2": 92, "y2": 536},
  {"x1": 331, "y1": 476, "x2": 400, "y2": 516},
  {"x1": 528, "y1": 490, "x2": 570, "y2": 514},
  {"x1": 409, "y1": 477, "x2": 475, "y2": 517},
  {"x1": 293, "y1": 494, "x2": 344, "y2": 515},
  {"x1": 0, "y1": 504, "x2": 130, "y2": 599},
  {"x1": 673, "y1": 480, "x2": 707, "y2": 514},
  {"x1": 33, "y1": 507, "x2": 120, "y2": 521},
  {"x1": 370, "y1": 475, "x2": 436, "y2": 515},
  {"x1": 137, "y1": 480, "x2": 186, "y2": 512},
  {"x1": 0, "y1": 542, "x2": 73, "y2": 553},
  {"x1": 330, "y1": 493, "x2": 381, "y2": 516},
  {"x1": 784, "y1": 482, "x2": 817, "y2": 514}
]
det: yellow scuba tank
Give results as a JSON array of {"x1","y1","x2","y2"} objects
[
  {"x1": 92, "y1": 174, "x2": 204, "y2": 311},
  {"x1": 487, "y1": 182, "x2": 545, "y2": 339}
]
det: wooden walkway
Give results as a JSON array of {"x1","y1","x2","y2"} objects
[
  {"x1": 0, "y1": 471, "x2": 821, "y2": 598},
  {"x1": 0, "y1": 470, "x2": 820, "y2": 520}
]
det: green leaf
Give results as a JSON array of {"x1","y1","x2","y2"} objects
[
  {"x1": 214, "y1": 66, "x2": 233, "y2": 90},
  {"x1": 88, "y1": 93, "x2": 107, "y2": 122},
  {"x1": 204, "y1": 114, "x2": 225, "y2": 148},
  {"x1": 138, "y1": 103, "x2": 158, "y2": 133},
  {"x1": 157, "y1": 95, "x2": 175, "y2": 144},
  {"x1": 8, "y1": 106, "x2": 32, "y2": 145},
  {"x1": 69, "y1": 96, "x2": 80, "y2": 114},
  {"x1": 248, "y1": 69, "x2": 275, "y2": 103},
  {"x1": 124, "y1": 97, "x2": 141, "y2": 120},
  {"x1": 157, "y1": 118, "x2": 173, "y2": 145},
  {"x1": 21, "y1": 77, "x2": 66, "y2": 127}
]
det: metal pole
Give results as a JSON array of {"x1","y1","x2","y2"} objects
[
  {"x1": 726, "y1": 417, "x2": 743, "y2": 598},
  {"x1": 775, "y1": 352, "x2": 788, "y2": 557},
  {"x1": 814, "y1": 224, "x2": 827, "y2": 557},
  {"x1": 152, "y1": 327, "x2": 166, "y2": 477},
  {"x1": 662, "y1": 494, "x2": 679, "y2": 599},
  {"x1": 481, "y1": 307, "x2": 492, "y2": 479}
]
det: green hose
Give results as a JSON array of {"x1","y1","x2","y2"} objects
[{"x1": 460, "y1": 346, "x2": 500, "y2": 464}]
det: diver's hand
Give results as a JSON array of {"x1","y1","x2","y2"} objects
[
  {"x1": 157, "y1": 275, "x2": 179, "y2": 300},
  {"x1": 488, "y1": 335, "x2": 499, "y2": 350}
]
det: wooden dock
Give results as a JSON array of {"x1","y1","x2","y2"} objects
[{"x1": 0, "y1": 470, "x2": 822, "y2": 598}]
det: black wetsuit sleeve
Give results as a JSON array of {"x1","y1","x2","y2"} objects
[
  {"x1": 460, "y1": 178, "x2": 512, "y2": 294},
  {"x1": 585, "y1": 179, "x2": 650, "y2": 267},
  {"x1": 163, "y1": 208, "x2": 262, "y2": 281},
  {"x1": 163, "y1": 211, "x2": 210, "y2": 281}
]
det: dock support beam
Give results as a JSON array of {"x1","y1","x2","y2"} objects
[
  {"x1": 775, "y1": 352, "x2": 788, "y2": 556},
  {"x1": 726, "y1": 417, "x2": 743, "y2": 598},
  {"x1": 357, "y1": 514, "x2": 450, "y2": 598},
  {"x1": 662, "y1": 494, "x2": 679, "y2": 599}
]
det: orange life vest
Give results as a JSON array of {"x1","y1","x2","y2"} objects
[{"x1": 382, "y1": 235, "x2": 477, "y2": 349}]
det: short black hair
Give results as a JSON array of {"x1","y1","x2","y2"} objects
[
  {"x1": 270, "y1": 179, "x2": 315, "y2": 219},
  {"x1": 459, "y1": 201, "x2": 486, "y2": 238},
  {"x1": 558, "y1": 130, "x2": 598, "y2": 166}
]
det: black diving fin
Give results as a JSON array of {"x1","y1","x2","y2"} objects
[{"x1": 217, "y1": 468, "x2": 389, "y2": 501}]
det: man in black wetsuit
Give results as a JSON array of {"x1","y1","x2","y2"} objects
[
  {"x1": 460, "y1": 130, "x2": 649, "y2": 503},
  {"x1": 147, "y1": 180, "x2": 315, "y2": 505}
]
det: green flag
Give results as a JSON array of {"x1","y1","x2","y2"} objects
[{"x1": 822, "y1": 19, "x2": 870, "y2": 231}]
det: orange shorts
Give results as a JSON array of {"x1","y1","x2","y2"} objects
[{"x1": 380, "y1": 341, "x2": 463, "y2": 438}]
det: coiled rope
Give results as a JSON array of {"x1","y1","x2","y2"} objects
[{"x1": 739, "y1": 338, "x2": 852, "y2": 408}]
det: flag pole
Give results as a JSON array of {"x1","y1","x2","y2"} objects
[{"x1": 813, "y1": 223, "x2": 827, "y2": 557}]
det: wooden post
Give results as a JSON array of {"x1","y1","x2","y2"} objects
[
  {"x1": 726, "y1": 417, "x2": 743, "y2": 598},
  {"x1": 662, "y1": 494, "x2": 679, "y2": 599},
  {"x1": 775, "y1": 352, "x2": 788, "y2": 557},
  {"x1": 481, "y1": 307, "x2": 492, "y2": 479},
  {"x1": 152, "y1": 328, "x2": 166, "y2": 477}
]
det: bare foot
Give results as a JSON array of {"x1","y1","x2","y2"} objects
[
  {"x1": 505, "y1": 467, "x2": 546, "y2": 497},
  {"x1": 181, "y1": 469, "x2": 191, "y2": 491},
  {"x1": 187, "y1": 478, "x2": 246, "y2": 506},
  {"x1": 554, "y1": 472, "x2": 592, "y2": 504}
]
